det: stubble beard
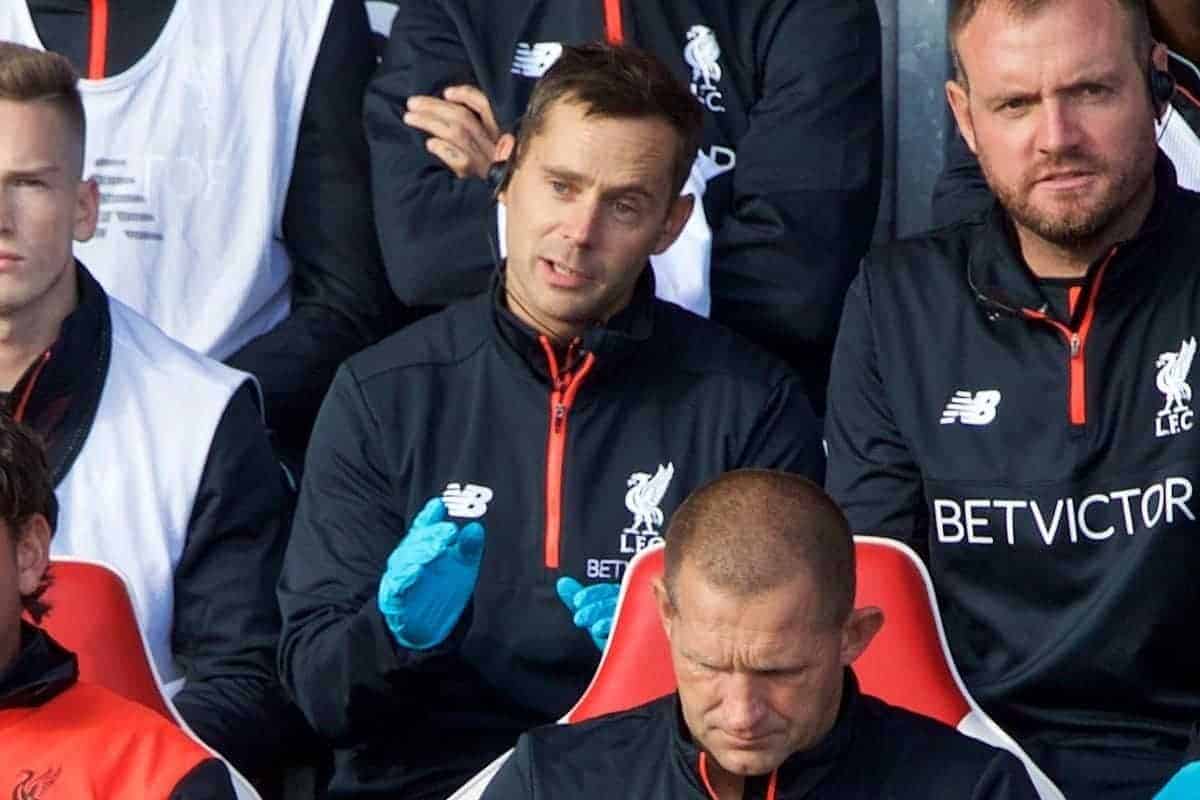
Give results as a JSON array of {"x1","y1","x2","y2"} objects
[{"x1": 981, "y1": 148, "x2": 1155, "y2": 251}]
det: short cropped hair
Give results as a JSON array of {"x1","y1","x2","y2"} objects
[
  {"x1": 663, "y1": 470, "x2": 856, "y2": 628},
  {"x1": 514, "y1": 42, "x2": 703, "y2": 197},
  {"x1": 0, "y1": 412, "x2": 58, "y2": 623},
  {"x1": 0, "y1": 42, "x2": 86, "y2": 175},
  {"x1": 948, "y1": 0, "x2": 1153, "y2": 85}
]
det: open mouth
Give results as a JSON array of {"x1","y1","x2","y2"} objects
[{"x1": 539, "y1": 256, "x2": 592, "y2": 283}]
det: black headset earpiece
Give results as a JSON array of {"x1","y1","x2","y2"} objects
[
  {"x1": 1150, "y1": 66, "x2": 1176, "y2": 115},
  {"x1": 487, "y1": 159, "x2": 513, "y2": 199}
]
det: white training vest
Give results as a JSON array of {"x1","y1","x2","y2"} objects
[
  {"x1": 51, "y1": 298, "x2": 249, "y2": 697},
  {"x1": 0, "y1": 0, "x2": 333, "y2": 360}
]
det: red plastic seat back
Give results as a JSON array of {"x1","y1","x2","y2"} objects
[
  {"x1": 566, "y1": 547, "x2": 674, "y2": 723},
  {"x1": 565, "y1": 539, "x2": 971, "y2": 729},
  {"x1": 31, "y1": 558, "x2": 174, "y2": 720},
  {"x1": 849, "y1": 538, "x2": 970, "y2": 726}
]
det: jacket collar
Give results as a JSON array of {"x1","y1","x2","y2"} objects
[
  {"x1": 966, "y1": 153, "x2": 1179, "y2": 321},
  {"x1": 0, "y1": 622, "x2": 78, "y2": 710},
  {"x1": 5, "y1": 262, "x2": 111, "y2": 486},
  {"x1": 671, "y1": 669, "x2": 863, "y2": 799},
  {"x1": 490, "y1": 264, "x2": 657, "y2": 386}
]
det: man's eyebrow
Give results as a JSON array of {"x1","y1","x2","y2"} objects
[
  {"x1": 5, "y1": 164, "x2": 61, "y2": 177},
  {"x1": 541, "y1": 164, "x2": 656, "y2": 200}
]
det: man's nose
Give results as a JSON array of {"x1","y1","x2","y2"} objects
[
  {"x1": 721, "y1": 673, "x2": 769, "y2": 734},
  {"x1": 1036, "y1": 99, "x2": 1085, "y2": 155},
  {"x1": 560, "y1": 197, "x2": 601, "y2": 246}
]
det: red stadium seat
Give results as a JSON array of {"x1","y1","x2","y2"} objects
[
  {"x1": 452, "y1": 539, "x2": 1064, "y2": 799},
  {"x1": 32, "y1": 557, "x2": 174, "y2": 719},
  {"x1": 27, "y1": 557, "x2": 262, "y2": 800}
]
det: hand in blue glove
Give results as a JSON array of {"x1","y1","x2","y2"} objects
[
  {"x1": 556, "y1": 577, "x2": 620, "y2": 652},
  {"x1": 1154, "y1": 762, "x2": 1200, "y2": 799},
  {"x1": 378, "y1": 497, "x2": 485, "y2": 650}
]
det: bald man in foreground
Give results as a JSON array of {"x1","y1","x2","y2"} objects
[{"x1": 481, "y1": 470, "x2": 1040, "y2": 799}]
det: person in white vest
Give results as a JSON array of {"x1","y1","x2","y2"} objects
[
  {"x1": 0, "y1": 43, "x2": 293, "y2": 782},
  {"x1": 5, "y1": 0, "x2": 402, "y2": 469}
]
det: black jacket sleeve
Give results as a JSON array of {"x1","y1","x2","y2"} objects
[
  {"x1": 737, "y1": 370, "x2": 826, "y2": 485},
  {"x1": 364, "y1": 0, "x2": 498, "y2": 309},
  {"x1": 970, "y1": 752, "x2": 1043, "y2": 800},
  {"x1": 823, "y1": 268, "x2": 927, "y2": 550},
  {"x1": 171, "y1": 382, "x2": 296, "y2": 776},
  {"x1": 930, "y1": 126, "x2": 994, "y2": 229},
  {"x1": 709, "y1": 0, "x2": 884, "y2": 416},
  {"x1": 227, "y1": 0, "x2": 404, "y2": 460},
  {"x1": 168, "y1": 759, "x2": 238, "y2": 800},
  {"x1": 277, "y1": 363, "x2": 462, "y2": 744},
  {"x1": 479, "y1": 735, "x2": 534, "y2": 800}
]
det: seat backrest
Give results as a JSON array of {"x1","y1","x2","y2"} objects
[
  {"x1": 852, "y1": 537, "x2": 970, "y2": 726},
  {"x1": 33, "y1": 557, "x2": 173, "y2": 719},
  {"x1": 31, "y1": 557, "x2": 264, "y2": 800},
  {"x1": 566, "y1": 546, "x2": 674, "y2": 723},
  {"x1": 454, "y1": 539, "x2": 1063, "y2": 800},
  {"x1": 567, "y1": 539, "x2": 974, "y2": 726}
]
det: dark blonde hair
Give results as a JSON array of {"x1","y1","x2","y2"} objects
[
  {"x1": 664, "y1": 469, "x2": 856, "y2": 629},
  {"x1": 0, "y1": 41, "x2": 85, "y2": 175}
]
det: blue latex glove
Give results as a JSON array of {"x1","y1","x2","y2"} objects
[
  {"x1": 556, "y1": 577, "x2": 620, "y2": 651},
  {"x1": 1154, "y1": 762, "x2": 1200, "y2": 799},
  {"x1": 377, "y1": 497, "x2": 485, "y2": 650}
]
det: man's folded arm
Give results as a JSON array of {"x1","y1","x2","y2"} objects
[{"x1": 365, "y1": 1, "x2": 497, "y2": 309}]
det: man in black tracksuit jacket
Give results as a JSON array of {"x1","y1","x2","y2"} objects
[
  {"x1": 280, "y1": 273, "x2": 822, "y2": 799},
  {"x1": 366, "y1": 0, "x2": 883, "y2": 415},
  {"x1": 285, "y1": 45, "x2": 822, "y2": 798},
  {"x1": 825, "y1": 1, "x2": 1200, "y2": 791},
  {"x1": 483, "y1": 673, "x2": 1037, "y2": 799}
]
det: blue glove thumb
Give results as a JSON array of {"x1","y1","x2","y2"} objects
[
  {"x1": 378, "y1": 497, "x2": 486, "y2": 650},
  {"x1": 556, "y1": 577, "x2": 620, "y2": 652},
  {"x1": 1154, "y1": 762, "x2": 1200, "y2": 800}
]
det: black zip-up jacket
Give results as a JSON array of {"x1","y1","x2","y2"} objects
[
  {"x1": 931, "y1": 48, "x2": 1200, "y2": 229},
  {"x1": 365, "y1": 0, "x2": 883, "y2": 414},
  {"x1": 5, "y1": 265, "x2": 295, "y2": 778},
  {"x1": 28, "y1": 0, "x2": 404, "y2": 462},
  {"x1": 279, "y1": 270, "x2": 823, "y2": 799},
  {"x1": 0, "y1": 623, "x2": 236, "y2": 799},
  {"x1": 482, "y1": 671, "x2": 1039, "y2": 799},
  {"x1": 826, "y1": 158, "x2": 1200, "y2": 790}
]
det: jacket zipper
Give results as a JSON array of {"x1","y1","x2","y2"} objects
[
  {"x1": 88, "y1": 0, "x2": 110, "y2": 79},
  {"x1": 602, "y1": 0, "x2": 625, "y2": 44},
  {"x1": 539, "y1": 335, "x2": 595, "y2": 569},
  {"x1": 1020, "y1": 246, "x2": 1117, "y2": 426},
  {"x1": 12, "y1": 351, "x2": 52, "y2": 424},
  {"x1": 698, "y1": 752, "x2": 778, "y2": 800}
]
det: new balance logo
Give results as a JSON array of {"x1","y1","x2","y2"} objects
[
  {"x1": 442, "y1": 483, "x2": 493, "y2": 518},
  {"x1": 940, "y1": 390, "x2": 1001, "y2": 426},
  {"x1": 511, "y1": 42, "x2": 562, "y2": 78}
]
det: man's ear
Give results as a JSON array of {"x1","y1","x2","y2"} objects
[
  {"x1": 652, "y1": 194, "x2": 694, "y2": 255},
  {"x1": 945, "y1": 79, "x2": 979, "y2": 155},
  {"x1": 15, "y1": 514, "x2": 51, "y2": 598},
  {"x1": 493, "y1": 134, "x2": 517, "y2": 203},
  {"x1": 651, "y1": 576, "x2": 676, "y2": 641},
  {"x1": 839, "y1": 606, "x2": 884, "y2": 666},
  {"x1": 73, "y1": 177, "x2": 99, "y2": 243},
  {"x1": 1152, "y1": 41, "x2": 1170, "y2": 74}
]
